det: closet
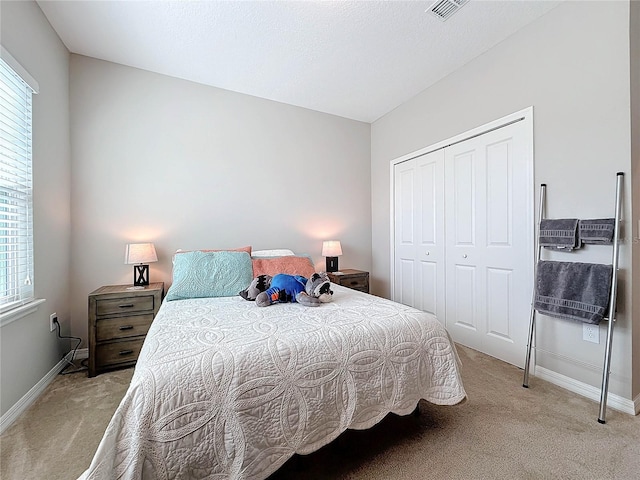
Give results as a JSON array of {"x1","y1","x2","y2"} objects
[{"x1": 392, "y1": 110, "x2": 534, "y2": 367}]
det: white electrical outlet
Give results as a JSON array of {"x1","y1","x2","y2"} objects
[
  {"x1": 49, "y1": 313, "x2": 57, "y2": 332},
  {"x1": 583, "y1": 324, "x2": 599, "y2": 344}
]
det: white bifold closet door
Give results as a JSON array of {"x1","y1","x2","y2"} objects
[
  {"x1": 444, "y1": 121, "x2": 531, "y2": 367},
  {"x1": 393, "y1": 120, "x2": 532, "y2": 368},
  {"x1": 393, "y1": 149, "x2": 446, "y2": 323}
]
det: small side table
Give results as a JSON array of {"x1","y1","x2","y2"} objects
[
  {"x1": 88, "y1": 282, "x2": 163, "y2": 377},
  {"x1": 327, "y1": 269, "x2": 369, "y2": 294}
]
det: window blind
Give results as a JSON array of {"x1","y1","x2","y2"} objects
[{"x1": 0, "y1": 57, "x2": 34, "y2": 314}]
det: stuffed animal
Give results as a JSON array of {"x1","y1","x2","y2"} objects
[
  {"x1": 239, "y1": 274, "x2": 272, "y2": 301},
  {"x1": 304, "y1": 272, "x2": 333, "y2": 304},
  {"x1": 256, "y1": 274, "x2": 307, "y2": 307},
  {"x1": 255, "y1": 273, "x2": 333, "y2": 307}
]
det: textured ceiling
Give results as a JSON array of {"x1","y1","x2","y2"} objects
[{"x1": 37, "y1": 0, "x2": 562, "y2": 123}]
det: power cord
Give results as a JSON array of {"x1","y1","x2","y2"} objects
[{"x1": 53, "y1": 318, "x2": 88, "y2": 375}]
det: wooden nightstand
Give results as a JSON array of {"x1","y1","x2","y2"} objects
[
  {"x1": 327, "y1": 269, "x2": 369, "y2": 293},
  {"x1": 88, "y1": 282, "x2": 163, "y2": 377}
]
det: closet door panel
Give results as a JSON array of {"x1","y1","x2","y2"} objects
[
  {"x1": 484, "y1": 136, "x2": 517, "y2": 346},
  {"x1": 393, "y1": 151, "x2": 445, "y2": 323},
  {"x1": 486, "y1": 267, "x2": 512, "y2": 340},
  {"x1": 486, "y1": 141, "x2": 511, "y2": 247},
  {"x1": 446, "y1": 145, "x2": 484, "y2": 350},
  {"x1": 419, "y1": 161, "x2": 437, "y2": 245},
  {"x1": 397, "y1": 259, "x2": 416, "y2": 308},
  {"x1": 419, "y1": 260, "x2": 438, "y2": 315},
  {"x1": 444, "y1": 121, "x2": 531, "y2": 368},
  {"x1": 481, "y1": 124, "x2": 531, "y2": 367},
  {"x1": 393, "y1": 161, "x2": 416, "y2": 305},
  {"x1": 447, "y1": 263, "x2": 480, "y2": 348},
  {"x1": 453, "y1": 265, "x2": 476, "y2": 327},
  {"x1": 452, "y1": 151, "x2": 476, "y2": 246},
  {"x1": 416, "y1": 151, "x2": 445, "y2": 321},
  {"x1": 396, "y1": 165, "x2": 415, "y2": 245}
]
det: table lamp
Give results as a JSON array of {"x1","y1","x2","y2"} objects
[
  {"x1": 125, "y1": 243, "x2": 158, "y2": 288},
  {"x1": 322, "y1": 240, "x2": 342, "y2": 273}
]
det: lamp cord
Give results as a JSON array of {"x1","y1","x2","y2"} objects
[{"x1": 54, "y1": 319, "x2": 88, "y2": 375}]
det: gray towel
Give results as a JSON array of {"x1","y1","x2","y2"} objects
[
  {"x1": 534, "y1": 260, "x2": 612, "y2": 324},
  {"x1": 579, "y1": 218, "x2": 615, "y2": 244},
  {"x1": 539, "y1": 219, "x2": 580, "y2": 250}
]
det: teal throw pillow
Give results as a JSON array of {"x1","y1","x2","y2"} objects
[{"x1": 166, "y1": 250, "x2": 253, "y2": 301}]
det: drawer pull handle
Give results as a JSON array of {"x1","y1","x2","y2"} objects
[
  {"x1": 119, "y1": 304, "x2": 134, "y2": 308},
  {"x1": 119, "y1": 325, "x2": 134, "y2": 331},
  {"x1": 119, "y1": 349, "x2": 134, "y2": 356},
  {"x1": 350, "y1": 281, "x2": 359, "y2": 286}
]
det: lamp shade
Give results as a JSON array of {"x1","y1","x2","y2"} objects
[
  {"x1": 322, "y1": 240, "x2": 342, "y2": 257},
  {"x1": 124, "y1": 243, "x2": 158, "y2": 264}
]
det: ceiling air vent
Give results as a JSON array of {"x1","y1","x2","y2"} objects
[{"x1": 427, "y1": 0, "x2": 469, "y2": 21}]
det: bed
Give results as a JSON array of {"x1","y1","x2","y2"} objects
[{"x1": 79, "y1": 250, "x2": 466, "y2": 479}]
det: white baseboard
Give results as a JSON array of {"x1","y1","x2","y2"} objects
[
  {"x1": 535, "y1": 366, "x2": 638, "y2": 416},
  {"x1": 0, "y1": 348, "x2": 88, "y2": 435}
]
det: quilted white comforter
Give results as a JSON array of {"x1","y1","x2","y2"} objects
[{"x1": 80, "y1": 285, "x2": 466, "y2": 480}]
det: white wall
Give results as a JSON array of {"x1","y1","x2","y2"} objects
[
  {"x1": 0, "y1": 1, "x2": 71, "y2": 416},
  {"x1": 371, "y1": 2, "x2": 635, "y2": 399},
  {"x1": 69, "y1": 55, "x2": 371, "y2": 341},
  {"x1": 631, "y1": 0, "x2": 640, "y2": 397}
]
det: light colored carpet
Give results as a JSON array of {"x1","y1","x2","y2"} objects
[
  {"x1": 2, "y1": 346, "x2": 639, "y2": 480},
  {"x1": 0, "y1": 362, "x2": 134, "y2": 480}
]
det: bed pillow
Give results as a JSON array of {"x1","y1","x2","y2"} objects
[
  {"x1": 252, "y1": 255, "x2": 316, "y2": 278},
  {"x1": 171, "y1": 246, "x2": 252, "y2": 281},
  {"x1": 175, "y1": 245, "x2": 251, "y2": 256},
  {"x1": 251, "y1": 249, "x2": 295, "y2": 257},
  {"x1": 166, "y1": 250, "x2": 253, "y2": 301}
]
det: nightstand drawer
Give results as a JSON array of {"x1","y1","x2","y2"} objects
[
  {"x1": 327, "y1": 269, "x2": 370, "y2": 294},
  {"x1": 95, "y1": 338, "x2": 145, "y2": 367},
  {"x1": 342, "y1": 276, "x2": 368, "y2": 292},
  {"x1": 95, "y1": 295, "x2": 154, "y2": 316},
  {"x1": 96, "y1": 314, "x2": 154, "y2": 342}
]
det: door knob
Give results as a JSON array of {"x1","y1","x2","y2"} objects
[
  {"x1": 425, "y1": 251, "x2": 430, "y2": 256},
  {"x1": 462, "y1": 254, "x2": 468, "y2": 258}
]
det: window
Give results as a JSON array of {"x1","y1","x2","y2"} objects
[{"x1": 0, "y1": 53, "x2": 36, "y2": 314}]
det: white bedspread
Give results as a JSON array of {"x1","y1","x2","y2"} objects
[{"x1": 80, "y1": 285, "x2": 466, "y2": 480}]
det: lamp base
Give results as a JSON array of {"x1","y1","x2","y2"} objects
[
  {"x1": 133, "y1": 264, "x2": 150, "y2": 287},
  {"x1": 326, "y1": 257, "x2": 339, "y2": 273}
]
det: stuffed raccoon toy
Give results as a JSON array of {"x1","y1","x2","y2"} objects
[
  {"x1": 304, "y1": 272, "x2": 333, "y2": 304},
  {"x1": 238, "y1": 274, "x2": 272, "y2": 301},
  {"x1": 240, "y1": 272, "x2": 333, "y2": 307}
]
